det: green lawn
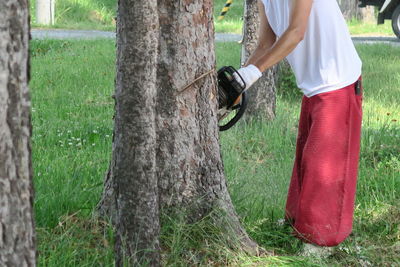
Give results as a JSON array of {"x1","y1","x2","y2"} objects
[
  {"x1": 348, "y1": 20, "x2": 395, "y2": 37},
  {"x1": 214, "y1": 0, "x2": 245, "y2": 34},
  {"x1": 30, "y1": 0, "x2": 116, "y2": 31},
  {"x1": 31, "y1": 39, "x2": 399, "y2": 266}
]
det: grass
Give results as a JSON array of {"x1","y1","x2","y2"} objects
[
  {"x1": 30, "y1": 39, "x2": 399, "y2": 266},
  {"x1": 30, "y1": 0, "x2": 245, "y2": 33},
  {"x1": 30, "y1": 39, "x2": 115, "y2": 265},
  {"x1": 30, "y1": 0, "x2": 397, "y2": 37},
  {"x1": 214, "y1": 0, "x2": 244, "y2": 34},
  {"x1": 348, "y1": 19, "x2": 395, "y2": 37},
  {"x1": 30, "y1": 0, "x2": 116, "y2": 31}
]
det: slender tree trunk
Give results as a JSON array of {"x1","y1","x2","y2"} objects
[
  {"x1": 98, "y1": 0, "x2": 160, "y2": 265},
  {"x1": 241, "y1": 0, "x2": 277, "y2": 120},
  {"x1": 36, "y1": 0, "x2": 55, "y2": 25},
  {"x1": 98, "y1": 0, "x2": 259, "y2": 263},
  {"x1": 337, "y1": 0, "x2": 375, "y2": 22},
  {"x1": 0, "y1": 0, "x2": 36, "y2": 265},
  {"x1": 359, "y1": 6, "x2": 375, "y2": 23}
]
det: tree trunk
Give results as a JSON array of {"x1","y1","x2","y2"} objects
[
  {"x1": 155, "y1": 3, "x2": 256, "y2": 253},
  {"x1": 98, "y1": 0, "x2": 160, "y2": 265},
  {"x1": 241, "y1": 0, "x2": 277, "y2": 120},
  {"x1": 98, "y1": 0, "x2": 259, "y2": 263},
  {"x1": 0, "y1": 0, "x2": 36, "y2": 265},
  {"x1": 337, "y1": 0, "x2": 375, "y2": 22},
  {"x1": 36, "y1": 0, "x2": 55, "y2": 25},
  {"x1": 359, "y1": 6, "x2": 375, "y2": 23}
]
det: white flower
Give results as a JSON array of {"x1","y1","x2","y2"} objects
[{"x1": 276, "y1": 219, "x2": 285, "y2": 226}]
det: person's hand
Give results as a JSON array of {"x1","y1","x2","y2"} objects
[{"x1": 234, "y1": 64, "x2": 263, "y2": 91}]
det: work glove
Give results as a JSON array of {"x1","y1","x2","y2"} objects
[{"x1": 234, "y1": 64, "x2": 262, "y2": 91}]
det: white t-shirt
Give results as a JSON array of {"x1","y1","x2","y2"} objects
[{"x1": 262, "y1": 0, "x2": 362, "y2": 97}]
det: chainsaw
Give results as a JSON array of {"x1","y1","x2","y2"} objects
[{"x1": 217, "y1": 66, "x2": 248, "y2": 131}]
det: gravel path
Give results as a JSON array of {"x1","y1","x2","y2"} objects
[{"x1": 31, "y1": 29, "x2": 400, "y2": 46}]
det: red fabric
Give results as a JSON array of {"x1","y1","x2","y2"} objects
[{"x1": 285, "y1": 78, "x2": 363, "y2": 247}]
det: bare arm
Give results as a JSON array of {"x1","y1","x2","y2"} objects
[
  {"x1": 245, "y1": 0, "x2": 276, "y2": 66},
  {"x1": 251, "y1": 0, "x2": 314, "y2": 72}
]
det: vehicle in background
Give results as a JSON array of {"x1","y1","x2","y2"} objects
[{"x1": 359, "y1": 0, "x2": 400, "y2": 38}]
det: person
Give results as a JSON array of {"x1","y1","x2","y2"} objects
[{"x1": 233, "y1": 0, "x2": 363, "y2": 255}]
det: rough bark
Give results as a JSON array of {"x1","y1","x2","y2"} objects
[
  {"x1": 158, "y1": 0, "x2": 228, "y2": 226},
  {"x1": 156, "y1": 0, "x2": 221, "y2": 213},
  {"x1": 241, "y1": 0, "x2": 277, "y2": 120},
  {"x1": 99, "y1": 0, "x2": 259, "y2": 260},
  {"x1": 155, "y1": 0, "x2": 257, "y2": 252},
  {"x1": 337, "y1": 0, "x2": 375, "y2": 22},
  {"x1": 0, "y1": 0, "x2": 36, "y2": 265},
  {"x1": 98, "y1": 0, "x2": 160, "y2": 265}
]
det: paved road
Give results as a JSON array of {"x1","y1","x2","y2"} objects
[
  {"x1": 30, "y1": 29, "x2": 240, "y2": 42},
  {"x1": 31, "y1": 29, "x2": 115, "y2": 39},
  {"x1": 31, "y1": 29, "x2": 400, "y2": 46},
  {"x1": 351, "y1": 36, "x2": 400, "y2": 46}
]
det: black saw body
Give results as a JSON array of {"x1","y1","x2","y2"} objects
[{"x1": 217, "y1": 66, "x2": 248, "y2": 131}]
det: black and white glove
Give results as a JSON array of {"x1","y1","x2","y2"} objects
[{"x1": 234, "y1": 64, "x2": 263, "y2": 91}]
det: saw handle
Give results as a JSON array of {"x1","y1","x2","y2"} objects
[
  {"x1": 217, "y1": 66, "x2": 248, "y2": 131},
  {"x1": 219, "y1": 91, "x2": 247, "y2": 131},
  {"x1": 217, "y1": 66, "x2": 246, "y2": 109}
]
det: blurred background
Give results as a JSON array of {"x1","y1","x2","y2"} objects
[{"x1": 30, "y1": 0, "x2": 400, "y2": 38}]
